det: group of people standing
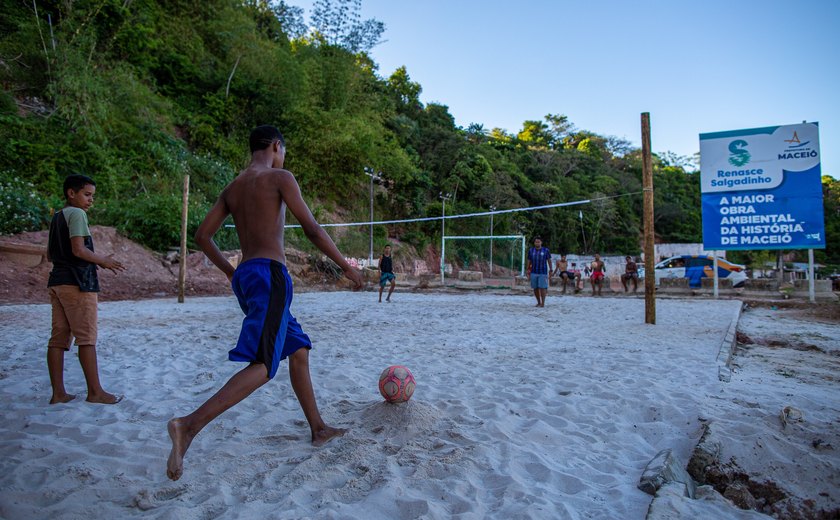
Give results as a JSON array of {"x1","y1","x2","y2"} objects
[{"x1": 526, "y1": 237, "x2": 640, "y2": 307}]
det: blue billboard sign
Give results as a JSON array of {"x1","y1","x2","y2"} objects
[{"x1": 699, "y1": 122, "x2": 825, "y2": 251}]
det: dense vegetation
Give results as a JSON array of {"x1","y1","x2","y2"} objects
[{"x1": 1, "y1": 0, "x2": 837, "y2": 270}]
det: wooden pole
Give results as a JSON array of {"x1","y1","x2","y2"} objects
[
  {"x1": 641, "y1": 113, "x2": 656, "y2": 324},
  {"x1": 178, "y1": 174, "x2": 190, "y2": 303}
]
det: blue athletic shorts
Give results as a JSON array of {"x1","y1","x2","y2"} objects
[
  {"x1": 230, "y1": 258, "x2": 311, "y2": 379},
  {"x1": 379, "y1": 272, "x2": 396, "y2": 287},
  {"x1": 530, "y1": 273, "x2": 549, "y2": 289}
]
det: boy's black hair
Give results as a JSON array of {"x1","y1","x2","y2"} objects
[
  {"x1": 63, "y1": 174, "x2": 96, "y2": 200},
  {"x1": 249, "y1": 125, "x2": 285, "y2": 153}
]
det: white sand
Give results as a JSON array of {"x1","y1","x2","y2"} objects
[{"x1": 0, "y1": 292, "x2": 835, "y2": 519}]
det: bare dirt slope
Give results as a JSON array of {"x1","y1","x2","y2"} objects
[
  {"x1": 0, "y1": 226, "x2": 232, "y2": 303},
  {"x1": 0, "y1": 226, "x2": 356, "y2": 304}
]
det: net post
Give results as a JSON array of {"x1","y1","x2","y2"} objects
[
  {"x1": 642, "y1": 113, "x2": 656, "y2": 324},
  {"x1": 439, "y1": 193, "x2": 451, "y2": 284}
]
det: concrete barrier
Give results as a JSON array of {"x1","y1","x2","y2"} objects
[
  {"x1": 658, "y1": 278, "x2": 689, "y2": 293},
  {"x1": 413, "y1": 274, "x2": 439, "y2": 289},
  {"x1": 792, "y1": 279, "x2": 838, "y2": 301},
  {"x1": 742, "y1": 278, "x2": 779, "y2": 293},
  {"x1": 457, "y1": 270, "x2": 483, "y2": 283},
  {"x1": 700, "y1": 278, "x2": 732, "y2": 290},
  {"x1": 363, "y1": 268, "x2": 380, "y2": 283},
  {"x1": 697, "y1": 278, "x2": 735, "y2": 295},
  {"x1": 793, "y1": 279, "x2": 831, "y2": 292}
]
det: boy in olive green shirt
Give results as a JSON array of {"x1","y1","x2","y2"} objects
[{"x1": 46, "y1": 174, "x2": 124, "y2": 404}]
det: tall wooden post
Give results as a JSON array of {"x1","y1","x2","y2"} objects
[
  {"x1": 178, "y1": 174, "x2": 190, "y2": 303},
  {"x1": 641, "y1": 113, "x2": 656, "y2": 324}
]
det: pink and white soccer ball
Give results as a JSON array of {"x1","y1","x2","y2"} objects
[{"x1": 378, "y1": 365, "x2": 416, "y2": 403}]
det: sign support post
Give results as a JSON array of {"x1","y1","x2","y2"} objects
[
  {"x1": 808, "y1": 249, "x2": 815, "y2": 303},
  {"x1": 713, "y1": 252, "x2": 719, "y2": 299}
]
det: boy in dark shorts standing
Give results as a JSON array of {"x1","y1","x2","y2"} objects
[
  {"x1": 166, "y1": 125, "x2": 364, "y2": 481},
  {"x1": 46, "y1": 174, "x2": 125, "y2": 405},
  {"x1": 378, "y1": 244, "x2": 396, "y2": 303},
  {"x1": 526, "y1": 236, "x2": 552, "y2": 307}
]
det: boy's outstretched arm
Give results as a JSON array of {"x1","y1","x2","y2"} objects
[
  {"x1": 70, "y1": 237, "x2": 124, "y2": 273},
  {"x1": 195, "y1": 194, "x2": 235, "y2": 281},
  {"x1": 279, "y1": 171, "x2": 363, "y2": 290}
]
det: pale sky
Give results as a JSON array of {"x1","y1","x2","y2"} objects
[{"x1": 290, "y1": 0, "x2": 839, "y2": 177}]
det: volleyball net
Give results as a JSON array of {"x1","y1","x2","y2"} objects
[{"x1": 221, "y1": 191, "x2": 643, "y2": 279}]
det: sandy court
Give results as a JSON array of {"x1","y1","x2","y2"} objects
[{"x1": 0, "y1": 292, "x2": 822, "y2": 519}]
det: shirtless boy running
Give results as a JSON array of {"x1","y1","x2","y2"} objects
[{"x1": 166, "y1": 125, "x2": 364, "y2": 481}]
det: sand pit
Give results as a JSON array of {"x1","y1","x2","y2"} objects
[{"x1": 0, "y1": 293, "x2": 837, "y2": 519}]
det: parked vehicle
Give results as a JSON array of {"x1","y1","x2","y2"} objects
[{"x1": 640, "y1": 255, "x2": 747, "y2": 288}]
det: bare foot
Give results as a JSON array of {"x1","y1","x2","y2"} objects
[
  {"x1": 312, "y1": 426, "x2": 347, "y2": 447},
  {"x1": 86, "y1": 392, "x2": 123, "y2": 404},
  {"x1": 167, "y1": 418, "x2": 194, "y2": 481},
  {"x1": 49, "y1": 393, "x2": 76, "y2": 405}
]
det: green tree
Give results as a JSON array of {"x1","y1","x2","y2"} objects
[
  {"x1": 310, "y1": 0, "x2": 384, "y2": 52},
  {"x1": 0, "y1": 0, "x2": 712, "y2": 261},
  {"x1": 820, "y1": 175, "x2": 840, "y2": 265}
]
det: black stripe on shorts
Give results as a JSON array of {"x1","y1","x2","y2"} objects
[{"x1": 257, "y1": 261, "x2": 286, "y2": 376}]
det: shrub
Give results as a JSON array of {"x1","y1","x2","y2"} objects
[
  {"x1": 0, "y1": 175, "x2": 51, "y2": 235},
  {"x1": 95, "y1": 191, "x2": 200, "y2": 252}
]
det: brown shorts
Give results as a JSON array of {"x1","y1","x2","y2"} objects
[{"x1": 48, "y1": 285, "x2": 98, "y2": 349}]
